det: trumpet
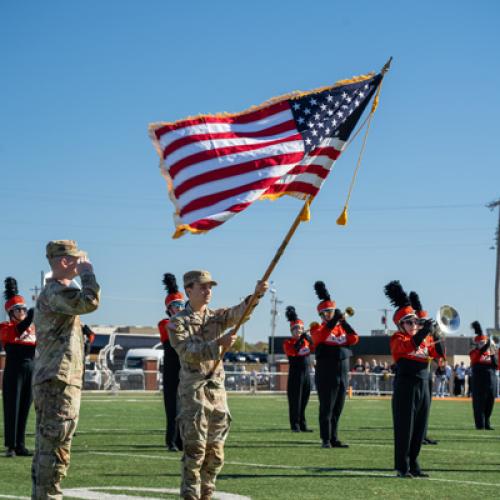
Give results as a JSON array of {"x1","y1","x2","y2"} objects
[{"x1": 344, "y1": 306, "x2": 355, "y2": 318}]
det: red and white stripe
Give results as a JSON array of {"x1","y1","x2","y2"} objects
[{"x1": 150, "y1": 100, "x2": 345, "y2": 235}]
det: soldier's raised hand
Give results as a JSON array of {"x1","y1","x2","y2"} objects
[{"x1": 76, "y1": 255, "x2": 94, "y2": 275}]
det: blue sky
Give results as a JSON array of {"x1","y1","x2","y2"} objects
[{"x1": 1, "y1": 0, "x2": 499, "y2": 342}]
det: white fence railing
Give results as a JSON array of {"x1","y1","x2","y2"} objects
[{"x1": 1, "y1": 368, "x2": 498, "y2": 396}]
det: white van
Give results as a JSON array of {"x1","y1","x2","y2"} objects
[{"x1": 116, "y1": 348, "x2": 163, "y2": 390}]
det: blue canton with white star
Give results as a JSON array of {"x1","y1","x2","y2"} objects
[{"x1": 289, "y1": 74, "x2": 381, "y2": 154}]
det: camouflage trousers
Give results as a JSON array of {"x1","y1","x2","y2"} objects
[
  {"x1": 178, "y1": 382, "x2": 231, "y2": 500},
  {"x1": 31, "y1": 380, "x2": 81, "y2": 500}
]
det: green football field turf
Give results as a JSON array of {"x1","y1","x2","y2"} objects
[{"x1": 0, "y1": 392, "x2": 499, "y2": 499}]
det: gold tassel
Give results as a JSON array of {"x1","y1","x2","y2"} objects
[
  {"x1": 299, "y1": 198, "x2": 311, "y2": 222},
  {"x1": 336, "y1": 205, "x2": 348, "y2": 226}
]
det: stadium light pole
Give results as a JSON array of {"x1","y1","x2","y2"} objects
[{"x1": 487, "y1": 199, "x2": 500, "y2": 330}]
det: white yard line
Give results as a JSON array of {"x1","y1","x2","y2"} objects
[
  {"x1": 88, "y1": 451, "x2": 500, "y2": 488},
  {"x1": 296, "y1": 440, "x2": 500, "y2": 456}
]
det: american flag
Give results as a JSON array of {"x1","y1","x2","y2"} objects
[{"x1": 149, "y1": 72, "x2": 382, "y2": 238}]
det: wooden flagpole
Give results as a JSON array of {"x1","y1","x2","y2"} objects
[
  {"x1": 235, "y1": 196, "x2": 311, "y2": 331},
  {"x1": 212, "y1": 195, "x2": 313, "y2": 373}
]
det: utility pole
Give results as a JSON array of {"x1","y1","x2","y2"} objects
[
  {"x1": 30, "y1": 271, "x2": 45, "y2": 304},
  {"x1": 269, "y1": 285, "x2": 283, "y2": 367},
  {"x1": 239, "y1": 297, "x2": 246, "y2": 352},
  {"x1": 379, "y1": 308, "x2": 391, "y2": 335},
  {"x1": 487, "y1": 199, "x2": 500, "y2": 330}
]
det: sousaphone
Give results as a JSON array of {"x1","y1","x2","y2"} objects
[{"x1": 436, "y1": 304, "x2": 460, "y2": 335}]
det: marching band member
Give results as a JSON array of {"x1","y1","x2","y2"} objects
[
  {"x1": 0, "y1": 277, "x2": 36, "y2": 457},
  {"x1": 469, "y1": 321, "x2": 497, "y2": 430},
  {"x1": 283, "y1": 306, "x2": 313, "y2": 432},
  {"x1": 158, "y1": 273, "x2": 185, "y2": 451},
  {"x1": 311, "y1": 281, "x2": 358, "y2": 449},
  {"x1": 385, "y1": 281, "x2": 445, "y2": 478},
  {"x1": 409, "y1": 291, "x2": 438, "y2": 446}
]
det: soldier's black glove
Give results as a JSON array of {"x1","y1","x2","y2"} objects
[
  {"x1": 412, "y1": 319, "x2": 432, "y2": 348},
  {"x1": 326, "y1": 309, "x2": 343, "y2": 330},
  {"x1": 15, "y1": 308, "x2": 34, "y2": 335},
  {"x1": 340, "y1": 320, "x2": 355, "y2": 335},
  {"x1": 479, "y1": 339, "x2": 491, "y2": 353}
]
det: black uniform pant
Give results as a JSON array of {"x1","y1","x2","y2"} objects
[
  {"x1": 423, "y1": 376, "x2": 433, "y2": 439},
  {"x1": 315, "y1": 359, "x2": 349, "y2": 442},
  {"x1": 287, "y1": 362, "x2": 310, "y2": 430},
  {"x1": 163, "y1": 368, "x2": 182, "y2": 448},
  {"x1": 2, "y1": 358, "x2": 33, "y2": 449},
  {"x1": 392, "y1": 374, "x2": 430, "y2": 474},
  {"x1": 471, "y1": 366, "x2": 496, "y2": 429}
]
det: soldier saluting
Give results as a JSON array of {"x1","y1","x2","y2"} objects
[
  {"x1": 168, "y1": 270, "x2": 268, "y2": 500},
  {"x1": 32, "y1": 240, "x2": 100, "y2": 499}
]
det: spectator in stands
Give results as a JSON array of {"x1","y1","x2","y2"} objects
[
  {"x1": 352, "y1": 358, "x2": 365, "y2": 393},
  {"x1": 465, "y1": 365, "x2": 472, "y2": 397},
  {"x1": 445, "y1": 362, "x2": 452, "y2": 396},
  {"x1": 363, "y1": 361, "x2": 371, "y2": 393},
  {"x1": 370, "y1": 359, "x2": 382, "y2": 395},
  {"x1": 435, "y1": 360, "x2": 447, "y2": 398},
  {"x1": 454, "y1": 362, "x2": 466, "y2": 396},
  {"x1": 381, "y1": 362, "x2": 392, "y2": 393}
]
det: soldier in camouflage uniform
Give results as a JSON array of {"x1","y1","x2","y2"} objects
[
  {"x1": 32, "y1": 240, "x2": 100, "y2": 500},
  {"x1": 168, "y1": 270, "x2": 268, "y2": 500}
]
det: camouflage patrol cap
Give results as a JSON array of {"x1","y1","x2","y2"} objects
[
  {"x1": 183, "y1": 270, "x2": 218, "y2": 287},
  {"x1": 46, "y1": 240, "x2": 86, "y2": 259}
]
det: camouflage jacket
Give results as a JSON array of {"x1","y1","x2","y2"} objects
[
  {"x1": 33, "y1": 271, "x2": 100, "y2": 387},
  {"x1": 168, "y1": 298, "x2": 256, "y2": 390}
]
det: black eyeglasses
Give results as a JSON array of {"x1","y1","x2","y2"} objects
[{"x1": 401, "y1": 319, "x2": 418, "y2": 326}]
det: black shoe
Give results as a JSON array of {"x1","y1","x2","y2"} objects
[
  {"x1": 300, "y1": 427, "x2": 313, "y2": 433},
  {"x1": 476, "y1": 426, "x2": 485, "y2": 430},
  {"x1": 321, "y1": 440, "x2": 332, "y2": 448},
  {"x1": 485, "y1": 425, "x2": 495, "y2": 430},
  {"x1": 15, "y1": 446, "x2": 32, "y2": 457},
  {"x1": 410, "y1": 470, "x2": 430, "y2": 478},
  {"x1": 331, "y1": 440, "x2": 349, "y2": 448},
  {"x1": 423, "y1": 438, "x2": 438, "y2": 445},
  {"x1": 396, "y1": 471, "x2": 413, "y2": 478},
  {"x1": 5, "y1": 448, "x2": 16, "y2": 458},
  {"x1": 167, "y1": 444, "x2": 179, "y2": 452},
  {"x1": 291, "y1": 428, "x2": 301, "y2": 433}
]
